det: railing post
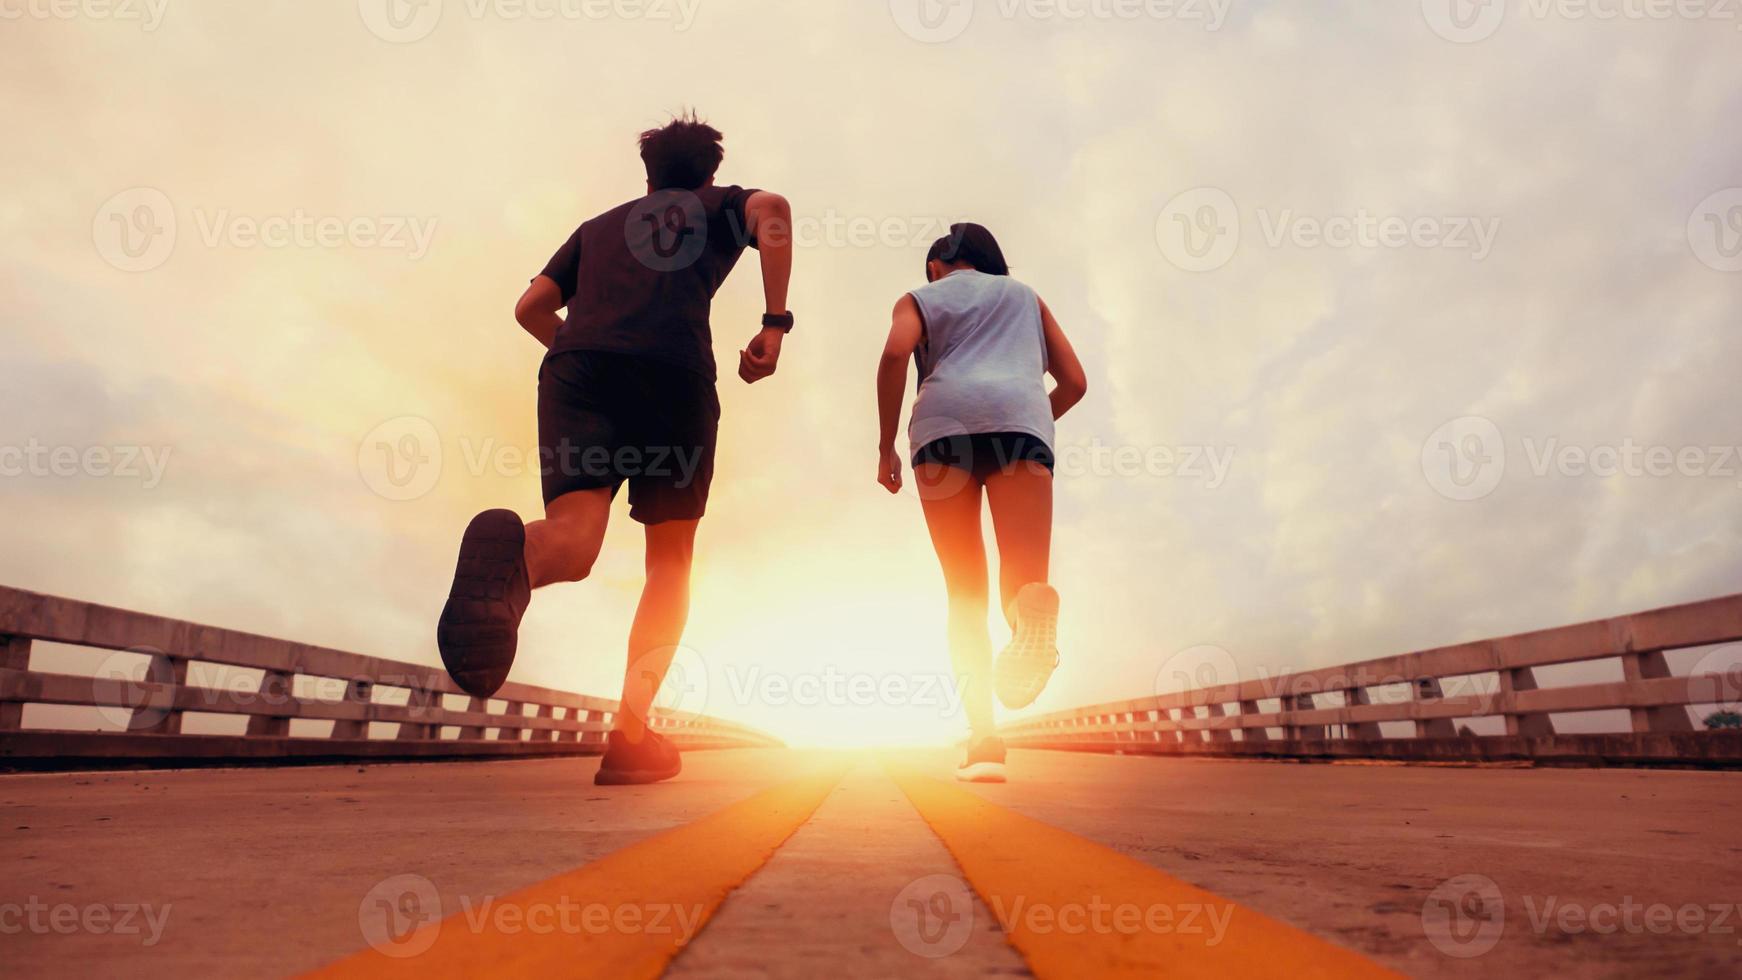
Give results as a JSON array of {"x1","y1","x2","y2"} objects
[
  {"x1": 1412, "y1": 678, "x2": 1457, "y2": 738},
  {"x1": 0, "y1": 636, "x2": 30, "y2": 730},
  {"x1": 396, "y1": 687, "x2": 437, "y2": 740},
  {"x1": 1285, "y1": 693, "x2": 1324, "y2": 741},
  {"x1": 495, "y1": 701, "x2": 524, "y2": 741},
  {"x1": 1498, "y1": 667, "x2": 1555, "y2": 736},
  {"x1": 330, "y1": 678, "x2": 373, "y2": 740},
  {"x1": 1205, "y1": 703, "x2": 1233, "y2": 742},
  {"x1": 128, "y1": 653, "x2": 186, "y2": 735},
  {"x1": 1237, "y1": 699, "x2": 1266, "y2": 741},
  {"x1": 457, "y1": 696, "x2": 489, "y2": 740},
  {"x1": 560, "y1": 708, "x2": 583, "y2": 743},
  {"x1": 1342, "y1": 687, "x2": 1382, "y2": 740},
  {"x1": 534, "y1": 704, "x2": 556, "y2": 742},
  {"x1": 1621, "y1": 650, "x2": 1693, "y2": 733},
  {"x1": 245, "y1": 669, "x2": 294, "y2": 737}
]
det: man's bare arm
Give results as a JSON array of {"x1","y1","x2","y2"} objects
[
  {"x1": 738, "y1": 191, "x2": 793, "y2": 384},
  {"x1": 514, "y1": 276, "x2": 564, "y2": 350}
]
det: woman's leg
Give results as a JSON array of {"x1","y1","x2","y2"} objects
[
  {"x1": 914, "y1": 463, "x2": 995, "y2": 741},
  {"x1": 983, "y1": 464, "x2": 1054, "y2": 625}
]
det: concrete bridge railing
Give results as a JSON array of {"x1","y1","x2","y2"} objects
[
  {"x1": 1002, "y1": 592, "x2": 1742, "y2": 767},
  {"x1": 0, "y1": 585, "x2": 780, "y2": 770}
]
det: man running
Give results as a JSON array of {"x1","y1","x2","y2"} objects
[{"x1": 436, "y1": 113, "x2": 794, "y2": 786}]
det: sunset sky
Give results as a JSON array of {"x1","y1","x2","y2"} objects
[{"x1": 2, "y1": 1, "x2": 1739, "y2": 746}]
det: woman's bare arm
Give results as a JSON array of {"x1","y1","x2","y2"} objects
[
  {"x1": 876, "y1": 295, "x2": 924, "y2": 493},
  {"x1": 1040, "y1": 297, "x2": 1087, "y2": 420}
]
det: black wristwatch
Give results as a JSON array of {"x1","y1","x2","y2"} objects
[{"x1": 761, "y1": 311, "x2": 795, "y2": 332}]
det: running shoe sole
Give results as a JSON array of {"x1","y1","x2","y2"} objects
[
  {"x1": 994, "y1": 583, "x2": 1060, "y2": 710},
  {"x1": 436, "y1": 509, "x2": 529, "y2": 699},
  {"x1": 595, "y1": 754, "x2": 683, "y2": 786},
  {"x1": 956, "y1": 761, "x2": 1007, "y2": 784}
]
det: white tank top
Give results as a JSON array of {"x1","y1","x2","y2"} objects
[{"x1": 907, "y1": 270, "x2": 1055, "y2": 455}]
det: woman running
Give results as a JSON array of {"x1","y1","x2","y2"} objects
[{"x1": 876, "y1": 223, "x2": 1088, "y2": 782}]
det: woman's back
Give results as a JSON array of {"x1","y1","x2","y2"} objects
[{"x1": 908, "y1": 269, "x2": 1055, "y2": 452}]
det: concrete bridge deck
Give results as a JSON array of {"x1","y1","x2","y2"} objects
[{"x1": 5, "y1": 749, "x2": 1739, "y2": 978}]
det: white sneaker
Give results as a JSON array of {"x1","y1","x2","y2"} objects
[
  {"x1": 994, "y1": 583, "x2": 1060, "y2": 710},
  {"x1": 956, "y1": 736, "x2": 1007, "y2": 783}
]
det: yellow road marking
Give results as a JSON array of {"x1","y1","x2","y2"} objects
[
  {"x1": 887, "y1": 763, "x2": 1400, "y2": 978},
  {"x1": 307, "y1": 764, "x2": 849, "y2": 980}
]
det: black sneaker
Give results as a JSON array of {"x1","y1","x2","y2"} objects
[
  {"x1": 595, "y1": 729, "x2": 683, "y2": 786},
  {"x1": 436, "y1": 509, "x2": 531, "y2": 699},
  {"x1": 994, "y1": 583, "x2": 1060, "y2": 710},
  {"x1": 956, "y1": 736, "x2": 1007, "y2": 783}
]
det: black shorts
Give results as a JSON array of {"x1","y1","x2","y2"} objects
[
  {"x1": 537, "y1": 351, "x2": 719, "y2": 525},
  {"x1": 912, "y1": 432, "x2": 1056, "y2": 481}
]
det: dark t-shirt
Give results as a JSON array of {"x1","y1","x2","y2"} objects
[{"x1": 538, "y1": 184, "x2": 760, "y2": 381}]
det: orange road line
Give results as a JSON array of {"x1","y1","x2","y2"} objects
[
  {"x1": 886, "y1": 763, "x2": 1401, "y2": 979},
  {"x1": 307, "y1": 763, "x2": 850, "y2": 980}
]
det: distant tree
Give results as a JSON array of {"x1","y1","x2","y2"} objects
[{"x1": 1704, "y1": 710, "x2": 1742, "y2": 730}]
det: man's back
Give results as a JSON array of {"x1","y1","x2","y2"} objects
[{"x1": 538, "y1": 184, "x2": 760, "y2": 381}]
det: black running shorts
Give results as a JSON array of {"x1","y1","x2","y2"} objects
[
  {"x1": 912, "y1": 432, "x2": 1056, "y2": 482},
  {"x1": 537, "y1": 351, "x2": 719, "y2": 525}
]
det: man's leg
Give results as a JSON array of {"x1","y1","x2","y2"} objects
[
  {"x1": 614, "y1": 518, "x2": 700, "y2": 742},
  {"x1": 524, "y1": 487, "x2": 612, "y2": 588},
  {"x1": 915, "y1": 463, "x2": 995, "y2": 741}
]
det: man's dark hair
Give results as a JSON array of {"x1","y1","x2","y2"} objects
[
  {"x1": 639, "y1": 112, "x2": 725, "y2": 191},
  {"x1": 926, "y1": 223, "x2": 1011, "y2": 278}
]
